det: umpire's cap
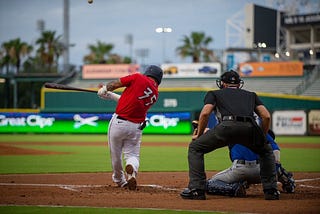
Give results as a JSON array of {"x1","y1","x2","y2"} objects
[
  {"x1": 220, "y1": 70, "x2": 242, "y2": 84},
  {"x1": 144, "y1": 65, "x2": 163, "y2": 85}
]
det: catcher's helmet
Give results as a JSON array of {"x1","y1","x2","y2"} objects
[
  {"x1": 144, "y1": 65, "x2": 163, "y2": 85},
  {"x1": 216, "y1": 70, "x2": 244, "y2": 89}
]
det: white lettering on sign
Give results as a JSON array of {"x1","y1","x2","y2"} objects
[
  {"x1": 163, "y1": 99, "x2": 178, "y2": 107},
  {"x1": 0, "y1": 115, "x2": 26, "y2": 126},
  {"x1": 27, "y1": 115, "x2": 55, "y2": 128},
  {"x1": 73, "y1": 114, "x2": 98, "y2": 128},
  {"x1": 0, "y1": 114, "x2": 55, "y2": 128},
  {"x1": 148, "y1": 115, "x2": 179, "y2": 129}
]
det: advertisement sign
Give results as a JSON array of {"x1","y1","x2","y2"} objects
[
  {"x1": 239, "y1": 61, "x2": 303, "y2": 77},
  {"x1": 161, "y1": 63, "x2": 221, "y2": 78},
  {"x1": 226, "y1": 54, "x2": 235, "y2": 71},
  {"x1": 282, "y1": 13, "x2": 320, "y2": 26},
  {"x1": 0, "y1": 112, "x2": 191, "y2": 134},
  {"x1": 272, "y1": 110, "x2": 307, "y2": 135},
  {"x1": 82, "y1": 64, "x2": 139, "y2": 79},
  {"x1": 308, "y1": 110, "x2": 320, "y2": 135}
]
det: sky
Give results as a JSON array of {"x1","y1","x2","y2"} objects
[{"x1": 0, "y1": 0, "x2": 319, "y2": 69}]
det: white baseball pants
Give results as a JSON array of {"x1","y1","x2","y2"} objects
[{"x1": 108, "y1": 113, "x2": 142, "y2": 185}]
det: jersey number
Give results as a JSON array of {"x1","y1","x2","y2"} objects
[{"x1": 138, "y1": 87, "x2": 157, "y2": 106}]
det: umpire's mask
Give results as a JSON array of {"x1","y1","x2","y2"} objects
[{"x1": 216, "y1": 70, "x2": 244, "y2": 89}]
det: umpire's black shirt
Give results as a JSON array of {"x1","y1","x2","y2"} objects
[{"x1": 204, "y1": 87, "x2": 263, "y2": 121}]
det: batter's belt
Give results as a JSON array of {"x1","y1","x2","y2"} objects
[{"x1": 116, "y1": 115, "x2": 147, "y2": 130}]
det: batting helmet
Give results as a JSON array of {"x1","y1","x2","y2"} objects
[
  {"x1": 144, "y1": 65, "x2": 163, "y2": 85},
  {"x1": 216, "y1": 70, "x2": 244, "y2": 89}
]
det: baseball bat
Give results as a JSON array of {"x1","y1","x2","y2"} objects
[{"x1": 44, "y1": 82, "x2": 97, "y2": 93}]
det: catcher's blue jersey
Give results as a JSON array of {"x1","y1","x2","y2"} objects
[
  {"x1": 207, "y1": 113, "x2": 280, "y2": 162},
  {"x1": 229, "y1": 133, "x2": 280, "y2": 161}
]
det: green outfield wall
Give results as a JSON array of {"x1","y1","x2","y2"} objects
[
  {"x1": 41, "y1": 87, "x2": 320, "y2": 113},
  {"x1": 0, "y1": 87, "x2": 314, "y2": 135}
]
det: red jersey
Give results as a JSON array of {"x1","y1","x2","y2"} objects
[{"x1": 116, "y1": 73, "x2": 159, "y2": 123}]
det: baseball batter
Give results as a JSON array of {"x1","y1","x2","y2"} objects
[{"x1": 97, "y1": 65, "x2": 163, "y2": 190}]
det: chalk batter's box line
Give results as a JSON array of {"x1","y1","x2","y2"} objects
[{"x1": 0, "y1": 177, "x2": 319, "y2": 191}]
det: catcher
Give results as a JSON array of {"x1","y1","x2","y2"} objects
[{"x1": 192, "y1": 120, "x2": 296, "y2": 197}]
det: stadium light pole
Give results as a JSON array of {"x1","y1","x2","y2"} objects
[{"x1": 155, "y1": 27, "x2": 172, "y2": 63}]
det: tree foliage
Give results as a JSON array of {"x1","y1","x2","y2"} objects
[
  {"x1": 176, "y1": 31, "x2": 214, "y2": 63},
  {"x1": 83, "y1": 40, "x2": 131, "y2": 64},
  {"x1": 0, "y1": 38, "x2": 33, "y2": 74}
]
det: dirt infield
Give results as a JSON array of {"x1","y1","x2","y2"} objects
[
  {"x1": 0, "y1": 143, "x2": 319, "y2": 213},
  {"x1": 0, "y1": 172, "x2": 319, "y2": 213}
]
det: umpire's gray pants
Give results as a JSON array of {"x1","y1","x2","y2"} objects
[{"x1": 187, "y1": 120, "x2": 277, "y2": 191}]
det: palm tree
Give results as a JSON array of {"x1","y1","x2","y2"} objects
[
  {"x1": 0, "y1": 41, "x2": 12, "y2": 74},
  {"x1": 83, "y1": 40, "x2": 114, "y2": 64},
  {"x1": 11, "y1": 38, "x2": 33, "y2": 73},
  {"x1": 36, "y1": 31, "x2": 62, "y2": 73},
  {"x1": 0, "y1": 38, "x2": 32, "y2": 74},
  {"x1": 176, "y1": 32, "x2": 213, "y2": 63}
]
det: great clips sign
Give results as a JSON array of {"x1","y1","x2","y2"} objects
[{"x1": 0, "y1": 112, "x2": 191, "y2": 134}]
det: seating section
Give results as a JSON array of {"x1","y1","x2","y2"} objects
[
  {"x1": 301, "y1": 78, "x2": 320, "y2": 97},
  {"x1": 241, "y1": 77, "x2": 305, "y2": 94},
  {"x1": 69, "y1": 75, "x2": 319, "y2": 97}
]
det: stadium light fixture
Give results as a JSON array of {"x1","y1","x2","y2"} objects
[
  {"x1": 285, "y1": 51, "x2": 290, "y2": 57},
  {"x1": 155, "y1": 27, "x2": 173, "y2": 63},
  {"x1": 309, "y1": 49, "x2": 314, "y2": 55}
]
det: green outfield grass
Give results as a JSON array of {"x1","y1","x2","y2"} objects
[
  {"x1": 0, "y1": 134, "x2": 319, "y2": 173},
  {"x1": 2, "y1": 134, "x2": 319, "y2": 144},
  {"x1": 0, "y1": 134, "x2": 319, "y2": 213},
  {"x1": 0, "y1": 206, "x2": 220, "y2": 214}
]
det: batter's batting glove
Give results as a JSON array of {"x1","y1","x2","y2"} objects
[
  {"x1": 97, "y1": 85, "x2": 107, "y2": 96},
  {"x1": 99, "y1": 91, "x2": 121, "y2": 102}
]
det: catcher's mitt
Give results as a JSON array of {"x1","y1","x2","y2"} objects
[{"x1": 276, "y1": 163, "x2": 296, "y2": 193}]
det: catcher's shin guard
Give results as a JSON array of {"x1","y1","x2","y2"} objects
[
  {"x1": 276, "y1": 163, "x2": 296, "y2": 193},
  {"x1": 206, "y1": 179, "x2": 246, "y2": 197}
]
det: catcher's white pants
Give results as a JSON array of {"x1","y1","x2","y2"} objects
[
  {"x1": 211, "y1": 160, "x2": 261, "y2": 185},
  {"x1": 108, "y1": 113, "x2": 142, "y2": 185}
]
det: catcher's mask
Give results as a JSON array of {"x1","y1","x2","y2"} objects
[
  {"x1": 144, "y1": 65, "x2": 163, "y2": 85},
  {"x1": 216, "y1": 70, "x2": 244, "y2": 89}
]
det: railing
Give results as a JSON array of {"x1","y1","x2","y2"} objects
[{"x1": 292, "y1": 64, "x2": 320, "y2": 95}]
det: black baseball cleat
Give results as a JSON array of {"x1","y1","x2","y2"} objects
[
  {"x1": 180, "y1": 188, "x2": 206, "y2": 200},
  {"x1": 264, "y1": 188, "x2": 280, "y2": 200},
  {"x1": 125, "y1": 164, "x2": 137, "y2": 190}
]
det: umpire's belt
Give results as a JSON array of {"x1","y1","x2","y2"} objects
[
  {"x1": 236, "y1": 159, "x2": 259, "y2": 165},
  {"x1": 222, "y1": 115, "x2": 252, "y2": 122}
]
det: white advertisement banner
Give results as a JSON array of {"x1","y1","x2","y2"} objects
[
  {"x1": 161, "y1": 63, "x2": 221, "y2": 78},
  {"x1": 308, "y1": 110, "x2": 320, "y2": 135},
  {"x1": 272, "y1": 110, "x2": 307, "y2": 135}
]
